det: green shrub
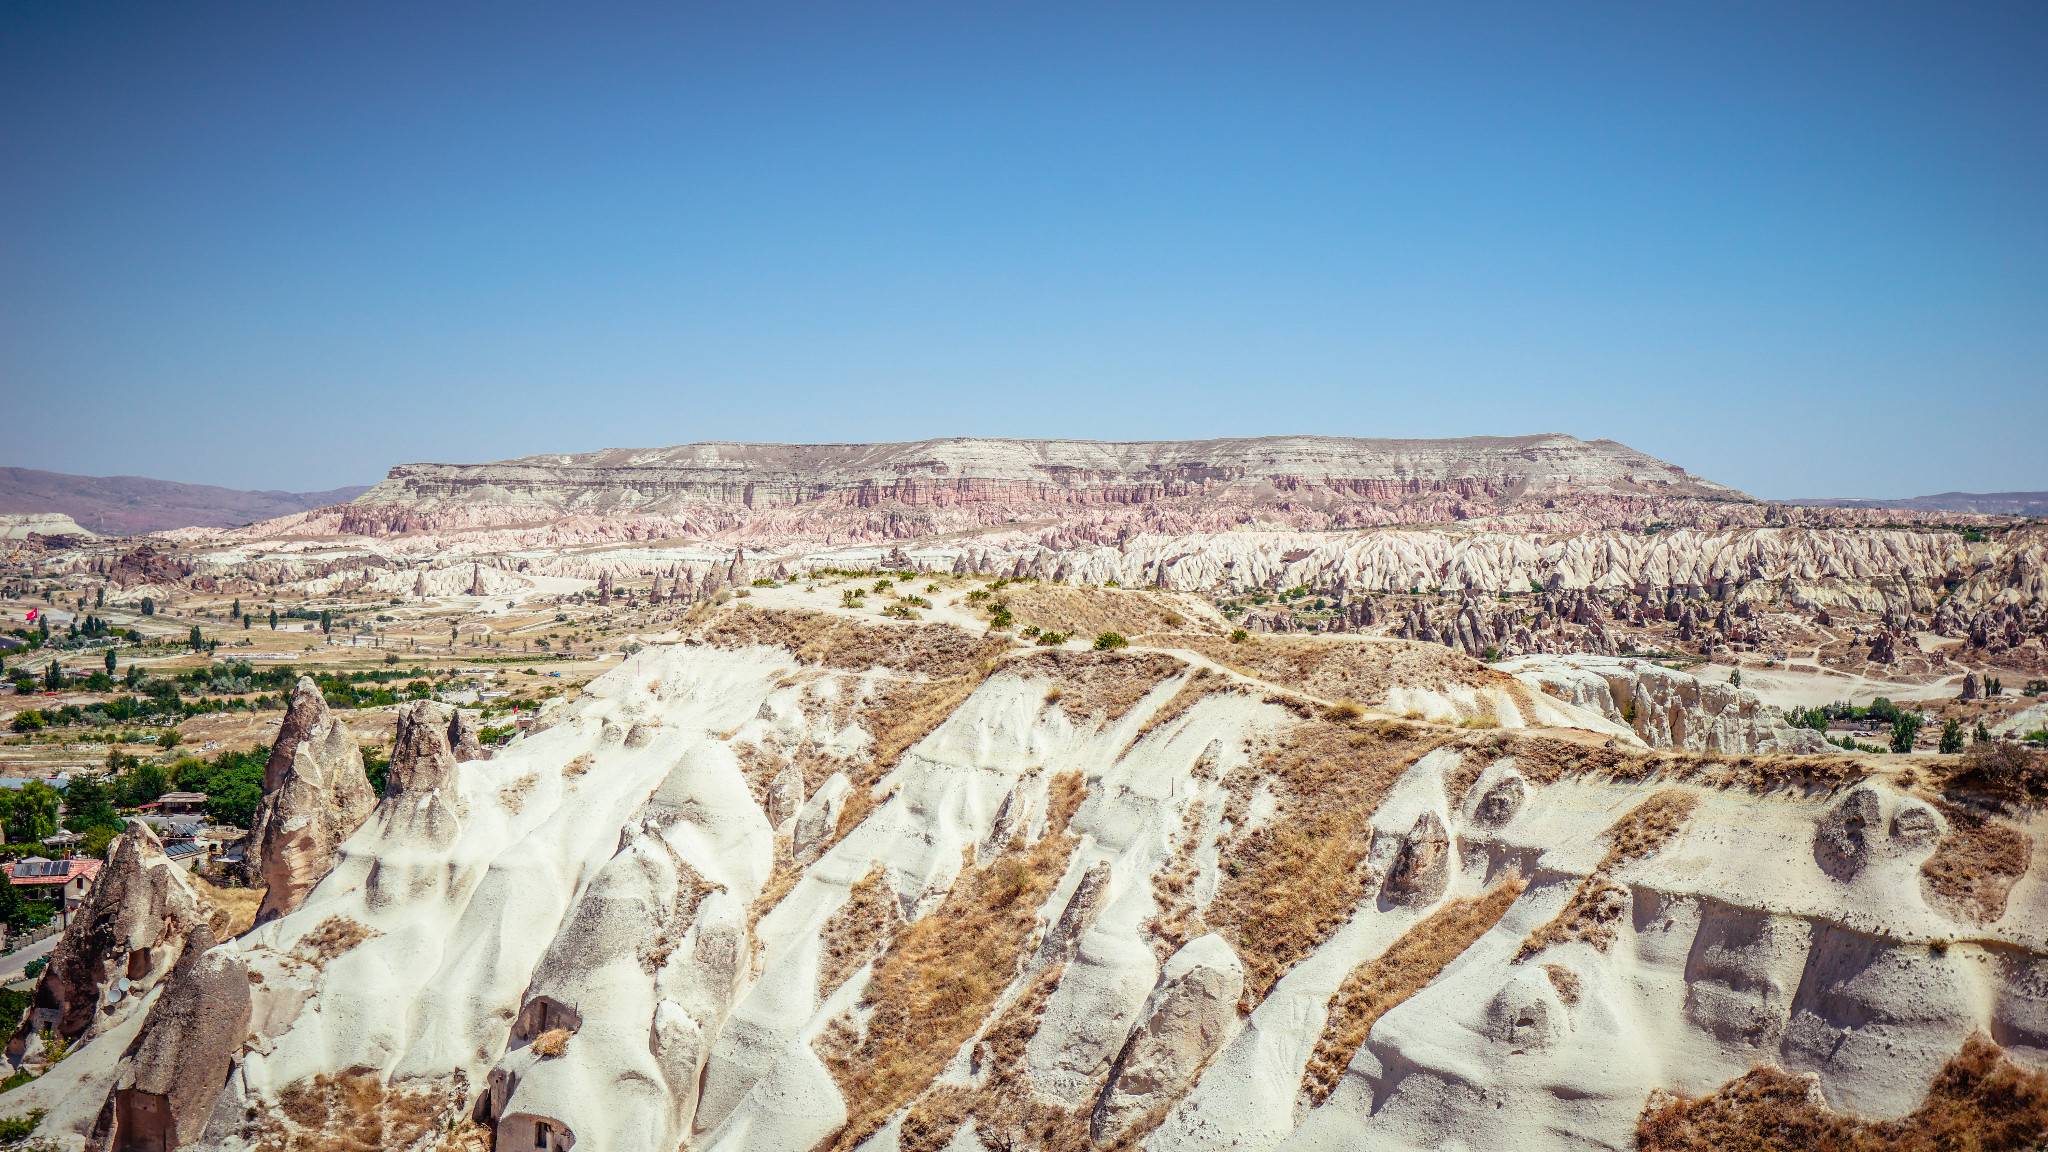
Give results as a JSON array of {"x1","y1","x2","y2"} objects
[
  {"x1": 1230, "y1": 629, "x2": 1249, "y2": 643},
  {"x1": 1940, "y1": 719, "x2": 1965, "y2": 754},
  {"x1": 1093, "y1": 632, "x2": 1128, "y2": 651},
  {"x1": 0, "y1": 1107, "x2": 43, "y2": 1136},
  {"x1": 1890, "y1": 713, "x2": 1924, "y2": 754}
]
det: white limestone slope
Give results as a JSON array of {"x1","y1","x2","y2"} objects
[{"x1": 40, "y1": 606, "x2": 2040, "y2": 1152}]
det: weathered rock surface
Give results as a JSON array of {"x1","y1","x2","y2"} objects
[
  {"x1": 12, "y1": 822, "x2": 212, "y2": 1048},
  {"x1": 97, "y1": 925, "x2": 252, "y2": 1149},
  {"x1": 1092, "y1": 933, "x2": 1245, "y2": 1140},
  {"x1": 1500, "y1": 654, "x2": 1829, "y2": 754},
  {"x1": 249, "y1": 676, "x2": 378, "y2": 925}
]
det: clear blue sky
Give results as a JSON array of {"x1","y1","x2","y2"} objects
[{"x1": 4, "y1": 2, "x2": 2043, "y2": 498}]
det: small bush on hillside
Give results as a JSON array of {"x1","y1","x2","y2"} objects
[{"x1": 1093, "y1": 632, "x2": 1128, "y2": 651}]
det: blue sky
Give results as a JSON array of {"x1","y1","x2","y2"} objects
[{"x1": 4, "y1": 2, "x2": 2043, "y2": 498}]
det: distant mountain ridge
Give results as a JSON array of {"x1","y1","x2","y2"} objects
[
  {"x1": 0, "y1": 467, "x2": 371, "y2": 534},
  {"x1": 1779, "y1": 490, "x2": 2048, "y2": 516}
]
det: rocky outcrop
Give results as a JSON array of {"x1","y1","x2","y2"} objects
[
  {"x1": 97, "y1": 925, "x2": 252, "y2": 1150},
  {"x1": 1092, "y1": 933, "x2": 1244, "y2": 1140},
  {"x1": 249, "y1": 677, "x2": 378, "y2": 925},
  {"x1": 1501, "y1": 654, "x2": 1828, "y2": 754},
  {"x1": 12, "y1": 822, "x2": 213, "y2": 1048}
]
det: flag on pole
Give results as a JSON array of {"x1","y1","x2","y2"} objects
[{"x1": 24, "y1": 609, "x2": 37, "y2": 623}]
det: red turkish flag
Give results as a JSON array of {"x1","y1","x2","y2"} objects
[{"x1": 23, "y1": 609, "x2": 36, "y2": 623}]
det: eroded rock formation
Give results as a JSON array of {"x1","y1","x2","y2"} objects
[{"x1": 249, "y1": 676, "x2": 378, "y2": 925}]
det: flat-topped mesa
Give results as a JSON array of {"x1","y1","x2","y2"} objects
[{"x1": 332, "y1": 434, "x2": 1747, "y2": 536}]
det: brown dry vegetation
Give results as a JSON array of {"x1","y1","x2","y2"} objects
[
  {"x1": 733, "y1": 739, "x2": 789, "y2": 811},
  {"x1": 816, "y1": 772, "x2": 1087, "y2": 1152},
  {"x1": 1943, "y1": 742, "x2": 2048, "y2": 803},
  {"x1": 819, "y1": 866, "x2": 902, "y2": 998},
  {"x1": 252, "y1": 1072, "x2": 471, "y2": 1152},
  {"x1": 1637, "y1": 1033, "x2": 2048, "y2": 1152},
  {"x1": 1148, "y1": 800, "x2": 1210, "y2": 958},
  {"x1": 1510, "y1": 733, "x2": 1869, "y2": 795},
  {"x1": 1517, "y1": 789, "x2": 1697, "y2": 961},
  {"x1": 1920, "y1": 799, "x2": 2033, "y2": 923},
  {"x1": 863, "y1": 670, "x2": 996, "y2": 779},
  {"x1": 295, "y1": 916, "x2": 381, "y2": 964},
  {"x1": 702, "y1": 604, "x2": 1008, "y2": 677},
  {"x1": 1132, "y1": 667, "x2": 1244, "y2": 738},
  {"x1": 1167, "y1": 635, "x2": 1489, "y2": 705},
  {"x1": 1013, "y1": 649, "x2": 1186, "y2": 724},
  {"x1": 1207, "y1": 717, "x2": 1456, "y2": 1005},
  {"x1": 1302, "y1": 876, "x2": 1527, "y2": 1104},
  {"x1": 498, "y1": 770, "x2": 538, "y2": 814},
  {"x1": 997, "y1": 584, "x2": 1222, "y2": 640},
  {"x1": 562, "y1": 752, "x2": 592, "y2": 780},
  {"x1": 190, "y1": 872, "x2": 264, "y2": 939}
]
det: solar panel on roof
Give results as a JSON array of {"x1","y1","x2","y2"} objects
[{"x1": 13, "y1": 860, "x2": 65, "y2": 879}]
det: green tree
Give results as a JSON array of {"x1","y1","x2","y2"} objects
[
  {"x1": 231, "y1": 598, "x2": 241, "y2": 619},
  {"x1": 103, "y1": 648, "x2": 116, "y2": 677},
  {"x1": 1939, "y1": 718, "x2": 1964, "y2": 754},
  {"x1": 321, "y1": 610, "x2": 333, "y2": 635},
  {"x1": 43, "y1": 661, "x2": 62, "y2": 691},
  {"x1": 1729, "y1": 669, "x2": 1742, "y2": 688},
  {"x1": 140, "y1": 597, "x2": 154, "y2": 616},
  {"x1": 243, "y1": 614, "x2": 252, "y2": 630},
  {"x1": 112, "y1": 760, "x2": 170, "y2": 808},
  {"x1": 1890, "y1": 713, "x2": 1924, "y2": 754},
  {"x1": 188, "y1": 625, "x2": 202, "y2": 651},
  {"x1": 269, "y1": 609, "x2": 278, "y2": 630},
  {"x1": 61, "y1": 775, "x2": 121, "y2": 833},
  {"x1": 3, "y1": 781, "x2": 60, "y2": 842}
]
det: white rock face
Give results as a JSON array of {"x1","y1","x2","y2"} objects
[
  {"x1": 1499, "y1": 654, "x2": 1829, "y2": 754},
  {"x1": 0, "y1": 512, "x2": 94, "y2": 539},
  {"x1": 29, "y1": 607, "x2": 2045, "y2": 1152}
]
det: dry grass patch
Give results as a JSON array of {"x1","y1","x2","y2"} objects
[
  {"x1": 863, "y1": 670, "x2": 995, "y2": 779},
  {"x1": 702, "y1": 605, "x2": 1008, "y2": 677},
  {"x1": 1169, "y1": 635, "x2": 1488, "y2": 705},
  {"x1": 1920, "y1": 800, "x2": 2033, "y2": 923},
  {"x1": 1517, "y1": 789, "x2": 1697, "y2": 961},
  {"x1": 498, "y1": 770, "x2": 538, "y2": 814},
  {"x1": 902, "y1": 960, "x2": 1104, "y2": 1152},
  {"x1": 1302, "y1": 876, "x2": 1526, "y2": 1104},
  {"x1": 1015, "y1": 649, "x2": 1186, "y2": 724},
  {"x1": 820, "y1": 866, "x2": 902, "y2": 998},
  {"x1": 998, "y1": 584, "x2": 1222, "y2": 641},
  {"x1": 1637, "y1": 1032, "x2": 2048, "y2": 1151},
  {"x1": 530, "y1": 1027, "x2": 570, "y2": 1057},
  {"x1": 253, "y1": 1071, "x2": 462, "y2": 1152},
  {"x1": 816, "y1": 773, "x2": 1087, "y2": 1152},
  {"x1": 1132, "y1": 667, "x2": 1242, "y2": 738},
  {"x1": 562, "y1": 752, "x2": 592, "y2": 780},
  {"x1": 1148, "y1": 801, "x2": 1210, "y2": 958},
  {"x1": 733, "y1": 739, "x2": 789, "y2": 810},
  {"x1": 189, "y1": 872, "x2": 264, "y2": 940},
  {"x1": 1207, "y1": 718, "x2": 1454, "y2": 1005},
  {"x1": 295, "y1": 916, "x2": 381, "y2": 965}
]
